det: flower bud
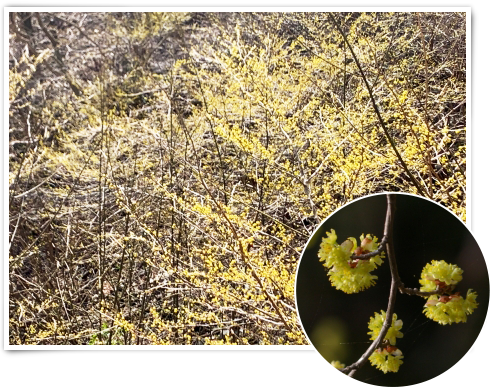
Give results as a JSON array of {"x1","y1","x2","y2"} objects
[
  {"x1": 361, "y1": 236, "x2": 373, "y2": 248},
  {"x1": 340, "y1": 239, "x2": 354, "y2": 253}
]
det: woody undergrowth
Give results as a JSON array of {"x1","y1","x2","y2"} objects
[{"x1": 9, "y1": 12, "x2": 466, "y2": 344}]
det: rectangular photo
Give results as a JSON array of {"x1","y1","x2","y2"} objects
[{"x1": 8, "y1": 11, "x2": 467, "y2": 346}]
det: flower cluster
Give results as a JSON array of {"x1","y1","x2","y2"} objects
[
  {"x1": 318, "y1": 229, "x2": 384, "y2": 293},
  {"x1": 368, "y1": 310, "x2": 404, "y2": 373},
  {"x1": 419, "y1": 260, "x2": 463, "y2": 292},
  {"x1": 420, "y1": 260, "x2": 478, "y2": 325},
  {"x1": 367, "y1": 310, "x2": 403, "y2": 345},
  {"x1": 369, "y1": 346, "x2": 404, "y2": 374},
  {"x1": 423, "y1": 289, "x2": 478, "y2": 325}
]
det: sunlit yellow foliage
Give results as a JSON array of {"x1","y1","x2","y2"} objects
[{"x1": 9, "y1": 12, "x2": 466, "y2": 345}]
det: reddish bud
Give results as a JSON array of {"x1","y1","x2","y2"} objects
[
  {"x1": 386, "y1": 345, "x2": 398, "y2": 353},
  {"x1": 439, "y1": 295, "x2": 451, "y2": 303},
  {"x1": 450, "y1": 292, "x2": 461, "y2": 301},
  {"x1": 348, "y1": 260, "x2": 359, "y2": 268},
  {"x1": 434, "y1": 279, "x2": 448, "y2": 289},
  {"x1": 354, "y1": 246, "x2": 370, "y2": 256}
]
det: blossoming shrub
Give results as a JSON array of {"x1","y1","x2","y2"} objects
[{"x1": 9, "y1": 12, "x2": 466, "y2": 345}]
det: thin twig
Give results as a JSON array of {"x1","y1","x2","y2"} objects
[
  {"x1": 13, "y1": 164, "x2": 62, "y2": 199},
  {"x1": 399, "y1": 285, "x2": 447, "y2": 297}
]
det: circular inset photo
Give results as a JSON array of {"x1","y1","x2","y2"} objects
[{"x1": 295, "y1": 193, "x2": 489, "y2": 387}]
